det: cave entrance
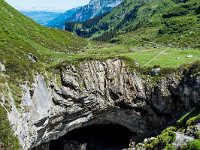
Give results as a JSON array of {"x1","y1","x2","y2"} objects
[{"x1": 49, "y1": 124, "x2": 135, "y2": 150}]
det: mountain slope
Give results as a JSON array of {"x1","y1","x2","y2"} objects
[
  {"x1": 46, "y1": 7, "x2": 80, "y2": 29},
  {"x1": 0, "y1": 0, "x2": 88, "y2": 80},
  {"x1": 65, "y1": 0, "x2": 124, "y2": 22},
  {"x1": 20, "y1": 11, "x2": 62, "y2": 25},
  {"x1": 65, "y1": 0, "x2": 200, "y2": 48}
]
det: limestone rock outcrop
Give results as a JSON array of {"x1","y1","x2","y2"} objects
[{"x1": 2, "y1": 59, "x2": 200, "y2": 149}]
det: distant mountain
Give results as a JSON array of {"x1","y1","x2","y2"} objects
[
  {"x1": 46, "y1": 7, "x2": 80, "y2": 29},
  {"x1": 20, "y1": 11, "x2": 62, "y2": 25},
  {"x1": 66, "y1": 0, "x2": 124, "y2": 22}
]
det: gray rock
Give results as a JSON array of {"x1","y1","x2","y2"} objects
[
  {"x1": 173, "y1": 132, "x2": 194, "y2": 148},
  {"x1": 135, "y1": 60, "x2": 139, "y2": 67},
  {"x1": 0, "y1": 62, "x2": 6, "y2": 73},
  {"x1": 28, "y1": 53, "x2": 38, "y2": 62},
  {"x1": 195, "y1": 123, "x2": 200, "y2": 132},
  {"x1": 151, "y1": 67, "x2": 161, "y2": 76},
  {"x1": 2, "y1": 59, "x2": 199, "y2": 150}
]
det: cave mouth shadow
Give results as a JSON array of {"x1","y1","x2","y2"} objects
[{"x1": 49, "y1": 124, "x2": 135, "y2": 150}]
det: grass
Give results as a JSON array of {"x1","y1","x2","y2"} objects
[
  {"x1": 180, "y1": 139, "x2": 200, "y2": 150},
  {"x1": 123, "y1": 47, "x2": 200, "y2": 67},
  {"x1": 57, "y1": 43, "x2": 200, "y2": 69}
]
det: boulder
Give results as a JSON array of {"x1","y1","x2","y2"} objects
[
  {"x1": 151, "y1": 67, "x2": 161, "y2": 76},
  {"x1": 0, "y1": 62, "x2": 6, "y2": 73},
  {"x1": 187, "y1": 55, "x2": 193, "y2": 58},
  {"x1": 28, "y1": 53, "x2": 38, "y2": 62}
]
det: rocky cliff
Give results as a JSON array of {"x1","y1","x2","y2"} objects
[
  {"x1": 66, "y1": 0, "x2": 124, "y2": 22},
  {"x1": 1, "y1": 58, "x2": 200, "y2": 150}
]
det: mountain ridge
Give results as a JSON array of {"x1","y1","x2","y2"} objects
[{"x1": 66, "y1": 0, "x2": 124, "y2": 22}]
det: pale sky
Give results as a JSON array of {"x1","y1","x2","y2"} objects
[{"x1": 5, "y1": 0, "x2": 90, "y2": 12}]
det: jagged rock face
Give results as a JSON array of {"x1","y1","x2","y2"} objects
[
  {"x1": 66, "y1": 0, "x2": 124, "y2": 22},
  {"x1": 4, "y1": 59, "x2": 200, "y2": 150}
]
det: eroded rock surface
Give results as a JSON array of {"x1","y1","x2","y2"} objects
[{"x1": 2, "y1": 59, "x2": 200, "y2": 150}]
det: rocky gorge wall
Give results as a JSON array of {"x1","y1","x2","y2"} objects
[{"x1": 1, "y1": 59, "x2": 200, "y2": 150}]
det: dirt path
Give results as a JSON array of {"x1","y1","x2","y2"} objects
[{"x1": 143, "y1": 50, "x2": 166, "y2": 66}]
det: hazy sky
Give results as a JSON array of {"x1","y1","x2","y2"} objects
[{"x1": 5, "y1": 0, "x2": 90, "y2": 12}]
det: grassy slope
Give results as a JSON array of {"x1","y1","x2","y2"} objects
[{"x1": 0, "y1": 0, "x2": 88, "y2": 80}]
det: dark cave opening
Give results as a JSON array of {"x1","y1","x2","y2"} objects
[{"x1": 49, "y1": 124, "x2": 135, "y2": 150}]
